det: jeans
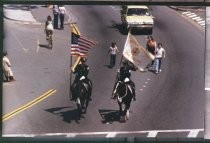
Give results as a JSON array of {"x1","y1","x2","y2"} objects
[
  {"x1": 59, "y1": 14, "x2": 64, "y2": 29},
  {"x1": 155, "y1": 58, "x2": 162, "y2": 72},
  {"x1": 110, "y1": 54, "x2": 116, "y2": 67},
  {"x1": 53, "y1": 13, "x2": 59, "y2": 29}
]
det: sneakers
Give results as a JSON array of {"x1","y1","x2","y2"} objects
[{"x1": 155, "y1": 69, "x2": 162, "y2": 74}]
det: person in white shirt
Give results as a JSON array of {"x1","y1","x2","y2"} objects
[
  {"x1": 155, "y1": 43, "x2": 166, "y2": 74},
  {"x1": 52, "y1": 5, "x2": 59, "y2": 29},
  {"x1": 108, "y1": 42, "x2": 119, "y2": 68},
  {"x1": 58, "y1": 5, "x2": 66, "y2": 29},
  {"x1": 3, "y1": 52, "x2": 15, "y2": 82}
]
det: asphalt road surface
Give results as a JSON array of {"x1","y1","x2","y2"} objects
[{"x1": 2, "y1": 6, "x2": 205, "y2": 138}]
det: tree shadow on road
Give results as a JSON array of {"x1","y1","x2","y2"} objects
[
  {"x1": 45, "y1": 106, "x2": 82, "y2": 124},
  {"x1": 98, "y1": 109, "x2": 120, "y2": 124}
]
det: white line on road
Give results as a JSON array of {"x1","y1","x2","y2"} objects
[
  {"x1": 182, "y1": 11, "x2": 190, "y2": 15},
  {"x1": 3, "y1": 129, "x2": 204, "y2": 138},
  {"x1": 197, "y1": 20, "x2": 205, "y2": 24},
  {"x1": 205, "y1": 88, "x2": 210, "y2": 91},
  {"x1": 106, "y1": 132, "x2": 117, "y2": 137},
  {"x1": 192, "y1": 17, "x2": 201, "y2": 20},
  {"x1": 188, "y1": 14, "x2": 197, "y2": 18},
  {"x1": 187, "y1": 129, "x2": 200, "y2": 138},
  {"x1": 186, "y1": 13, "x2": 195, "y2": 16},
  {"x1": 195, "y1": 18, "x2": 203, "y2": 22},
  {"x1": 147, "y1": 131, "x2": 158, "y2": 137},
  {"x1": 36, "y1": 36, "x2": 40, "y2": 53},
  {"x1": 11, "y1": 31, "x2": 29, "y2": 53}
]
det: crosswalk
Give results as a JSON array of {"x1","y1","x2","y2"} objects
[
  {"x1": 182, "y1": 11, "x2": 205, "y2": 28},
  {"x1": 3, "y1": 129, "x2": 204, "y2": 138}
]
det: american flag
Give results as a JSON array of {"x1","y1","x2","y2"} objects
[{"x1": 71, "y1": 24, "x2": 95, "y2": 57}]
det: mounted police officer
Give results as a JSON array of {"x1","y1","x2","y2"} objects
[
  {"x1": 71, "y1": 57, "x2": 92, "y2": 101},
  {"x1": 115, "y1": 60, "x2": 137, "y2": 101}
]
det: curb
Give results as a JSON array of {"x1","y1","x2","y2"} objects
[
  {"x1": 3, "y1": 15, "x2": 42, "y2": 25},
  {"x1": 4, "y1": 14, "x2": 72, "y2": 26},
  {"x1": 3, "y1": 6, "x2": 73, "y2": 26}
]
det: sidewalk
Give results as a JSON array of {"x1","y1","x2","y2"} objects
[
  {"x1": 3, "y1": 5, "x2": 72, "y2": 25},
  {"x1": 3, "y1": 5, "x2": 40, "y2": 25}
]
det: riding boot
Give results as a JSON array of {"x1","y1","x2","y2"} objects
[
  {"x1": 133, "y1": 90, "x2": 136, "y2": 101},
  {"x1": 70, "y1": 82, "x2": 77, "y2": 101},
  {"x1": 88, "y1": 95, "x2": 92, "y2": 101}
]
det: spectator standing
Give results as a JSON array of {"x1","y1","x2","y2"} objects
[
  {"x1": 3, "y1": 52, "x2": 15, "y2": 82},
  {"x1": 146, "y1": 36, "x2": 157, "y2": 67},
  {"x1": 58, "y1": 5, "x2": 66, "y2": 29},
  {"x1": 108, "y1": 42, "x2": 119, "y2": 68},
  {"x1": 155, "y1": 43, "x2": 166, "y2": 74},
  {"x1": 52, "y1": 5, "x2": 59, "y2": 29}
]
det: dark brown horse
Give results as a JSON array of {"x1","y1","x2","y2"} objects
[
  {"x1": 114, "y1": 80, "x2": 134, "y2": 122},
  {"x1": 71, "y1": 79, "x2": 92, "y2": 119}
]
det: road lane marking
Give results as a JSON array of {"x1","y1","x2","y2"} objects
[
  {"x1": 187, "y1": 129, "x2": 200, "y2": 138},
  {"x1": 198, "y1": 20, "x2": 205, "y2": 24},
  {"x1": 2, "y1": 89, "x2": 56, "y2": 122},
  {"x1": 192, "y1": 17, "x2": 201, "y2": 20},
  {"x1": 106, "y1": 132, "x2": 117, "y2": 137},
  {"x1": 205, "y1": 88, "x2": 210, "y2": 91},
  {"x1": 3, "y1": 129, "x2": 204, "y2": 138},
  {"x1": 36, "y1": 35, "x2": 40, "y2": 53},
  {"x1": 147, "y1": 131, "x2": 158, "y2": 137},
  {"x1": 11, "y1": 31, "x2": 29, "y2": 53}
]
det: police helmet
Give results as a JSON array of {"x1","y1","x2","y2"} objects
[
  {"x1": 80, "y1": 57, "x2": 87, "y2": 63},
  {"x1": 122, "y1": 60, "x2": 128, "y2": 66}
]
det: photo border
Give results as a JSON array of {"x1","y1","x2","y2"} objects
[{"x1": 1, "y1": 0, "x2": 209, "y2": 142}]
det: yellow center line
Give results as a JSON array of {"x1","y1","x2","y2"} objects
[{"x1": 2, "y1": 89, "x2": 57, "y2": 122}]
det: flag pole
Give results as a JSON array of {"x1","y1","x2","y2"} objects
[
  {"x1": 70, "y1": 55, "x2": 73, "y2": 99},
  {"x1": 69, "y1": 23, "x2": 73, "y2": 100},
  {"x1": 111, "y1": 29, "x2": 131, "y2": 98}
]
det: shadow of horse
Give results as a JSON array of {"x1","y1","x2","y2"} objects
[
  {"x1": 39, "y1": 44, "x2": 52, "y2": 50},
  {"x1": 98, "y1": 109, "x2": 120, "y2": 124},
  {"x1": 45, "y1": 106, "x2": 83, "y2": 124}
]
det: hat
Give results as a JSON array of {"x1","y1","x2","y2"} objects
[{"x1": 80, "y1": 57, "x2": 87, "y2": 63}]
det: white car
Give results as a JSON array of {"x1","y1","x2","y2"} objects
[{"x1": 121, "y1": 5, "x2": 154, "y2": 34}]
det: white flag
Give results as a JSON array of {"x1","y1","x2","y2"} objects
[{"x1": 123, "y1": 33, "x2": 155, "y2": 71}]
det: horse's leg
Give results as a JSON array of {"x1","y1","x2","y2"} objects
[
  {"x1": 85, "y1": 92, "x2": 90, "y2": 114},
  {"x1": 76, "y1": 98, "x2": 82, "y2": 119},
  {"x1": 118, "y1": 101, "x2": 124, "y2": 122},
  {"x1": 124, "y1": 97, "x2": 132, "y2": 120},
  {"x1": 88, "y1": 80, "x2": 92, "y2": 100}
]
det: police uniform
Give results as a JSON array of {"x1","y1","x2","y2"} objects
[
  {"x1": 117, "y1": 61, "x2": 136, "y2": 100},
  {"x1": 71, "y1": 59, "x2": 92, "y2": 101}
]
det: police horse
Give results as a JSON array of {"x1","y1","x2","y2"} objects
[
  {"x1": 113, "y1": 78, "x2": 134, "y2": 122},
  {"x1": 71, "y1": 78, "x2": 92, "y2": 119}
]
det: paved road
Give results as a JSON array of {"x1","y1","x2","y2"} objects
[
  {"x1": 2, "y1": 5, "x2": 205, "y2": 138},
  {"x1": 205, "y1": 7, "x2": 210, "y2": 139}
]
